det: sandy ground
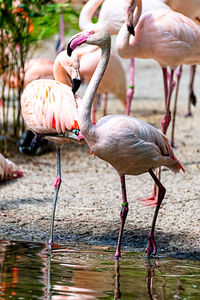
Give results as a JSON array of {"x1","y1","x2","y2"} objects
[{"x1": 0, "y1": 39, "x2": 200, "y2": 258}]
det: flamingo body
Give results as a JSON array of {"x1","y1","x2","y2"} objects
[
  {"x1": 87, "y1": 114, "x2": 182, "y2": 176},
  {"x1": 21, "y1": 79, "x2": 81, "y2": 143},
  {"x1": 117, "y1": 8, "x2": 200, "y2": 67}
]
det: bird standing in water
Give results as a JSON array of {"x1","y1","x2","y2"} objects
[
  {"x1": 67, "y1": 30, "x2": 185, "y2": 259},
  {"x1": 21, "y1": 50, "x2": 82, "y2": 247}
]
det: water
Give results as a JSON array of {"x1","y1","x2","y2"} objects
[{"x1": 0, "y1": 240, "x2": 199, "y2": 299}]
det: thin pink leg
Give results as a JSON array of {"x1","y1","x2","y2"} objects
[
  {"x1": 171, "y1": 65, "x2": 182, "y2": 148},
  {"x1": 56, "y1": 14, "x2": 65, "y2": 55},
  {"x1": 140, "y1": 67, "x2": 172, "y2": 206},
  {"x1": 126, "y1": 58, "x2": 135, "y2": 115},
  {"x1": 186, "y1": 65, "x2": 197, "y2": 117},
  {"x1": 49, "y1": 147, "x2": 62, "y2": 248},
  {"x1": 161, "y1": 67, "x2": 174, "y2": 135},
  {"x1": 145, "y1": 169, "x2": 166, "y2": 256},
  {"x1": 139, "y1": 167, "x2": 160, "y2": 207},
  {"x1": 115, "y1": 175, "x2": 129, "y2": 260}
]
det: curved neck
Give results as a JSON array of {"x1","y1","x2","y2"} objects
[
  {"x1": 79, "y1": 0, "x2": 104, "y2": 30},
  {"x1": 53, "y1": 53, "x2": 71, "y2": 86},
  {"x1": 78, "y1": 40, "x2": 111, "y2": 136},
  {"x1": 116, "y1": 0, "x2": 142, "y2": 58}
]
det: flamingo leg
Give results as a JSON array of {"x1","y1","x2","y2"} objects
[
  {"x1": 161, "y1": 68, "x2": 175, "y2": 135},
  {"x1": 139, "y1": 68, "x2": 174, "y2": 206},
  {"x1": 56, "y1": 14, "x2": 65, "y2": 55},
  {"x1": 186, "y1": 65, "x2": 197, "y2": 117},
  {"x1": 139, "y1": 167, "x2": 160, "y2": 207},
  {"x1": 115, "y1": 175, "x2": 129, "y2": 260},
  {"x1": 171, "y1": 65, "x2": 182, "y2": 148},
  {"x1": 49, "y1": 146, "x2": 62, "y2": 248},
  {"x1": 145, "y1": 169, "x2": 166, "y2": 256},
  {"x1": 126, "y1": 58, "x2": 135, "y2": 115}
]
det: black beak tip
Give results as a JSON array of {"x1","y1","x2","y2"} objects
[
  {"x1": 127, "y1": 25, "x2": 135, "y2": 36},
  {"x1": 67, "y1": 43, "x2": 72, "y2": 56},
  {"x1": 72, "y1": 78, "x2": 81, "y2": 94}
]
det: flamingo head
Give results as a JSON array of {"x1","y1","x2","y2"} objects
[{"x1": 67, "y1": 30, "x2": 111, "y2": 56}]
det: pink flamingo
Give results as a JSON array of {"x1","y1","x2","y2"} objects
[
  {"x1": 116, "y1": 0, "x2": 200, "y2": 203},
  {"x1": 79, "y1": 0, "x2": 170, "y2": 115},
  {"x1": 0, "y1": 153, "x2": 23, "y2": 181},
  {"x1": 21, "y1": 50, "x2": 82, "y2": 247},
  {"x1": 67, "y1": 30, "x2": 185, "y2": 259},
  {"x1": 117, "y1": 0, "x2": 200, "y2": 134}
]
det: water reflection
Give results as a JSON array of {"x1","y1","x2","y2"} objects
[{"x1": 0, "y1": 240, "x2": 199, "y2": 299}]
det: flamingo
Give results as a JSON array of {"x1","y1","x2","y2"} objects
[
  {"x1": 79, "y1": 0, "x2": 170, "y2": 115},
  {"x1": 0, "y1": 153, "x2": 23, "y2": 181},
  {"x1": 20, "y1": 50, "x2": 83, "y2": 247},
  {"x1": 67, "y1": 30, "x2": 185, "y2": 259},
  {"x1": 117, "y1": 0, "x2": 200, "y2": 134},
  {"x1": 116, "y1": 0, "x2": 200, "y2": 203}
]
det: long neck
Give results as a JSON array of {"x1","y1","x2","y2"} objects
[
  {"x1": 79, "y1": 0, "x2": 104, "y2": 30},
  {"x1": 53, "y1": 54, "x2": 71, "y2": 86},
  {"x1": 78, "y1": 40, "x2": 111, "y2": 137},
  {"x1": 116, "y1": 0, "x2": 142, "y2": 58}
]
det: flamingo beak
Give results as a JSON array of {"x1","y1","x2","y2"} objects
[
  {"x1": 127, "y1": 10, "x2": 135, "y2": 36},
  {"x1": 71, "y1": 68, "x2": 81, "y2": 94},
  {"x1": 67, "y1": 31, "x2": 93, "y2": 56}
]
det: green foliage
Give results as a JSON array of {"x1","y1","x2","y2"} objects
[
  {"x1": 32, "y1": 5, "x2": 80, "y2": 41},
  {"x1": 0, "y1": 0, "x2": 80, "y2": 152}
]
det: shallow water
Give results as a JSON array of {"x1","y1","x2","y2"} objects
[{"x1": 0, "y1": 240, "x2": 199, "y2": 299}]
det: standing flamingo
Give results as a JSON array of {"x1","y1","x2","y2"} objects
[
  {"x1": 117, "y1": 0, "x2": 200, "y2": 134},
  {"x1": 116, "y1": 0, "x2": 200, "y2": 203},
  {"x1": 21, "y1": 50, "x2": 82, "y2": 247},
  {"x1": 0, "y1": 153, "x2": 23, "y2": 181},
  {"x1": 67, "y1": 30, "x2": 185, "y2": 259}
]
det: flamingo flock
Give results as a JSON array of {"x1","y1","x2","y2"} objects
[{"x1": 3, "y1": 0, "x2": 200, "y2": 258}]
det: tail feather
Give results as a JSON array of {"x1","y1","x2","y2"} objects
[{"x1": 162, "y1": 135, "x2": 185, "y2": 173}]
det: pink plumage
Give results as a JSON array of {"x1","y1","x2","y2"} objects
[
  {"x1": 21, "y1": 80, "x2": 81, "y2": 141},
  {"x1": 21, "y1": 51, "x2": 81, "y2": 144},
  {"x1": 67, "y1": 30, "x2": 185, "y2": 259}
]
